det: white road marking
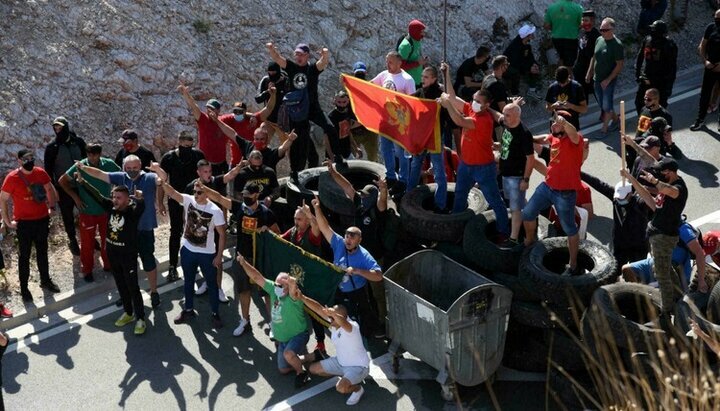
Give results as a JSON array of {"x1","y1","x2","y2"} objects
[{"x1": 689, "y1": 209, "x2": 720, "y2": 227}]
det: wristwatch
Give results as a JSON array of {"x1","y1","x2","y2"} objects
[{"x1": 522, "y1": 177, "x2": 530, "y2": 183}]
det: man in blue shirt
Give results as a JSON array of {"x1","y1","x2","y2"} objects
[
  {"x1": 309, "y1": 195, "x2": 383, "y2": 338},
  {"x1": 80, "y1": 155, "x2": 163, "y2": 308}
]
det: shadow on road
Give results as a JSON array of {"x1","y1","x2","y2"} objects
[{"x1": 26, "y1": 325, "x2": 80, "y2": 370}]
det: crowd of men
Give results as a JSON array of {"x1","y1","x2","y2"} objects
[{"x1": 1, "y1": 4, "x2": 720, "y2": 404}]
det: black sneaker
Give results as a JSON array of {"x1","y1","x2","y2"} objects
[
  {"x1": 294, "y1": 371, "x2": 310, "y2": 388},
  {"x1": 151, "y1": 292, "x2": 160, "y2": 308},
  {"x1": 690, "y1": 120, "x2": 705, "y2": 131},
  {"x1": 211, "y1": 313, "x2": 223, "y2": 329},
  {"x1": 115, "y1": 299, "x2": 123, "y2": 307},
  {"x1": 173, "y1": 309, "x2": 195, "y2": 324},
  {"x1": 83, "y1": 273, "x2": 95, "y2": 283},
  {"x1": 499, "y1": 238, "x2": 519, "y2": 249},
  {"x1": 21, "y1": 288, "x2": 33, "y2": 302},
  {"x1": 40, "y1": 280, "x2": 60, "y2": 293},
  {"x1": 69, "y1": 240, "x2": 80, "y2": 256},
  {"x1": 167, "y1": 267, "x2": 179, "y2": 283}
]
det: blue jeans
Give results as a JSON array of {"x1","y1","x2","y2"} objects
[
  {"x1": 379, "y1": 136, "x2": 410, "y2": 184},
  {"x1": 594, "y1": 78, "x2": 617, "y2": 113},
  {"x1": 502, "y1": 176, "x2": 526, "y2": 211},
  {"x1": 522, "y1": 182, "x2": 578, "y2": 236},
  {"x1": 452, "y1": 161, "x2": 509, "y2": 236},
  {"x1": 180, "y1": 246, "x2": 219, "y2": 315},
  {"x1": 277, "y1": 331, "x2": 310, "y2": 370},
  {"x1": 408, "y1": 152, "x2": 447, "y2": 209}
]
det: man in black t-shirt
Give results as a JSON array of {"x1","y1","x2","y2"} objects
[
  {"x1": 498, "y1": 103, "x2": 535, "y2": 246},
  {"x1": 267, "y1": 42, "x2": 336, "y2": 180},
  {"x1": 629, "y1": 89, "x2": 674, "y2": 165},
  {"x1": 691, "y1": 10, "x2": 720, "y2": 131},
  {"x1": 622, "y1": 157, "x2": 698, "y2": 330},
  {"x1": 233, "y1": 150, "x2": 279, "y2": 205},
  {"x1": 634, "y1": 20, "x2": 677, "y2": 113},
  {"x1": 482, "y1": 55, "x2": 510, "y2": 113},
  {"x1": 454, "y1": 46, "x2": 491, "y2": 101},
  {"x1": 545, "y1": 66, "x2": 588, "y2": 131},
  {"x1": 215, "y1": 119, "x2": 296, "y2": 173},
  {"x1": 160, "y1": 132, "x2": 205, "y2": 281},
  {"x1": 574, "y1": 11, "x2": 601, "y2": 102},
  {"x1": 327, "y1": 91, "x2": 363, "y2": 160},
  {"x1": 202, "y1": 181, "x2": 280, "y2": 337},
  {"x1": 115, "y1": 129, "x2": 156, "y2": 170}
]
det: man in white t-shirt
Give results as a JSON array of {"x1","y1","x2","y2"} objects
[
  {"x1": 155, "y1": 166, "x2": 227, "y2": 329},
  {"x1": 292, "y1": 285, "x2": 370, "y2": 406},
  {"x1": 371, "y1": 51, "x2": 416, "y2": 197}
]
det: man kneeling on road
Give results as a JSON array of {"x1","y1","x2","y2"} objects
[
  {"x1": 292, "y1": 286, "x2": 370, "y2": 406},
  {"x1": 236, "y1": 255, "x2": 312, "y2": 388}
]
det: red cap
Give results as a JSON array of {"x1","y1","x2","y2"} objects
[
  {"x1": 703, "y1": 230, "x2": 720, "y2": 256},
  {"x1": 408, "y1": 20, "x2": 426, "y2": 40}
]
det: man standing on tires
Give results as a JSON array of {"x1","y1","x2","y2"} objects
[
  {"x1": 439, "y1": 64, "x2": 510, "y2": 241},
  {"x1": 522, "y1": 111, "x2": 584, "y2": 276},
  {"x1": 621, "y1": 158, "x2": 701, "y2": 329},
  {"x1": 311, "y1": 195, "x2": 384, "y2": 338}
]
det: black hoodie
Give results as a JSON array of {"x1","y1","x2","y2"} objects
[{"x1": 44, "y1": 122, "x2": 87, "y2": 182}]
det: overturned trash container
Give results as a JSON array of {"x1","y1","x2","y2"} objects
[{"x1": 384, "y1": 250, "x2": 512, "y2": 401}]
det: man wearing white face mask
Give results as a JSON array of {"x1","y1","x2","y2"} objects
[
  {"x1": 439, "y1": 66, "x2": 511, "y2": 241},
  {"x1": 237, "y1": 255, "x2": 312, "y2": 388}
]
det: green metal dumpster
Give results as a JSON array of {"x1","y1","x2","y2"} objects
[{"x1": 384, "y1": 250, "x2": 512, "y2": 400}]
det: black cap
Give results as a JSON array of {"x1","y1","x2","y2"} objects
[
  {"x1": 652, "y1": 157, "x2": 679, "y2": 172},
  {"x1": 242, "y1": 182, "x2": 261, "y2": 195},
  {"x1": 118, "y1": 129, "x2": 138, "y2": 143},
  {"x1": 650, "y1": 117, "x2": 671, "y2": 132},
  {"x1": 17, "y1": 148, "x2": 33, "y2": 159},
  {"x1": 582, "y1": 10, "x2": 596, "y2": 17},
  {"x1": 649, "y1": 20, "x2": 668, "y2": 35},
  {"x1": 267, "y1": 61, "x2": 281, "y2": 72},
  {"x1": 640, "y1": 135, "x2": 661, "y2": 148}
]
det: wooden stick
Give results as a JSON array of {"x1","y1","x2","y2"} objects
[{"x1": 620, "y1": 100, "x2": 626, "y2": 185}]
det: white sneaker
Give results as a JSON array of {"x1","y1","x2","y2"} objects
[
  {"x1": 269, "y1": 328, "x2": 275, "y2": 341},
  {"x1": 233, "y1": 318, "x2": 249, "y2": 337},
  {"x1": 346, "y1": 386, "x2": 364, "y2": 405},
  {"x1": 218, "y1": 288, "x2": 228, "y2": 303},
  {"x1": 195, "y1": 281, "x2": 208, "y2": 295}
]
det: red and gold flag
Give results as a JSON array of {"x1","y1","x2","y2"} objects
[{"x1": 341, "y1": 74, "x2": 441, "y2": 154}]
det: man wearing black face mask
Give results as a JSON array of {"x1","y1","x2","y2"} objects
[
  {"x1": 691, "y1": 9, "x2": 720, "y2": 131},
  {"x1": 44, "y1": 116, "x2": 86, "y2": 256},
  {"x1": 220, "y1": 89, "x2": 277, "y2": 167},
  {"x1": 215, "y1": 121, "x2": 296, "y2": 173},
  {"x1": 256, "y1": 61, "x2": 288, "y2": 123},
  {"x1": 233, "y1": 151, "x2": 279, "y2": 208},
  {"x1": 1, "y1": 149, "x2": 61, "y2": 301},
  {"x1": 114, "y1": 129, "x2": 156, "y2": 170},
  {"x1": 160, "y1": 131, "x2": 205, "y2": 282},
  {"x1": 634, "y1": 20, "x2": 678, "y2": 114}
]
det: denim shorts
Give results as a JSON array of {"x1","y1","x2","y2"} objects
[
  {"x1": 502, "y1": 176, "x2": 526, "y2": 211},
  {"x1": 594, "y1": 79, "x2": 617, "y2": 113},
  {"x1": 277, "y1": 331, "x2": 309, "y2": 370},
  {"x1": 522, "y1": 182, "x2": 578, "y2": 236},
  {"x1": 320, "y1": 357, "x2": 370, "y2": 385}
]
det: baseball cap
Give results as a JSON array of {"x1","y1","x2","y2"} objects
[
  {"x1": 640, "y1": 135, "x2": 661, "y2": 149},
  {"x1": 650, "y1": 117, "x2": 671, "y2": 133},
  {"x1": 703, "y1": 231, "x2": 720, "y2": 256},
  {"x1": 294, "y1": 43, "x2": 310, "y2": 54},
  {"x1": 353, "y1": 61, "x2": 367, "y2": 74},
  {"x1": 242, "y1": 182, "x2": 261, "y2": 195},
  {"x1": 613, "y1": 181, "x2": 633, "y2": 200},
  {"x1": 651, "y1": 156, "x2": 679, "y2": 172},
  {"x1": 206, "y1": 99, "x2": 221, "y2": 110},
  {"x1": 17, "y1": 148, "x2": 33, "y2": 159},
  {"x1": 52, "y1": 116, "x2": 68, "y2": 127},
  {"x1": 519, "y1": 24, "x2": 536, "y2": 39},
  {"x1": 117, "y1": 129, "x2": 138, "y2": 143},
  {"x1": 582, "y1": 10, "x2": 596, "y2": 18}
]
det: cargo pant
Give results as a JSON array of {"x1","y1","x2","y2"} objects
[{"x1": 649, "y1": 233, "x2": 682, "y2": 313}]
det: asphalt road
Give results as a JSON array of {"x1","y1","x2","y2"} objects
[{"x1": 3, "y1": 69, "x2": 720, "y2": 410}]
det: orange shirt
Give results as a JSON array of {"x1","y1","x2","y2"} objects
[{"x1": 460, "y1": 102, "x2": 495, "y2": 166}]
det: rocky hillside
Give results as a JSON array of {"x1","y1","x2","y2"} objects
[{"x1": 0, "y1": 0, "x2": 703, "y2": 173}]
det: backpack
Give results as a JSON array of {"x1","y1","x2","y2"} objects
[
  {"x1": 17, "y1": 170, "x2": 47, "y2": 203},
  {"x1": 678, "y1": 218, "x2": 703, "y2": 259},
  {"x1": 395, "y1": 34, "x2": 415, "y2": 62},
  {"x1": 282, "y1": 89, "x2": 309, "y2": 122}
]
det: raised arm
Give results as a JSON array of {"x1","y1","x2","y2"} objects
[
  {"x1": 311, "y1": 195, "x2": 335, "y2": 243},
  {"x1": 196, "y1": 180, "x2": 233, "y2": 210},
  {"x1": 440, "y1": 62, "x2": 466, "y2": 112},
  {"x1": 266, "y1": 42, "x2": 287, "y2": 69},
  {"x1": 316, "y1": 47, "x2": 330, "y2": 71},
  {"x1": 223, "y1": 160, "x2": 248, "y2": 184},
  {"x1": 276, "y1": 128, "x2": 297, "y2": 158},
  {"x1": 622, "y1": 134, "x2": 654, "y2": 161},
  {"x1": 76, "y1": 174, "x2": 113, "y2": 211},
  {"x1": 298, "y1": 201, "x2": 322, "y2": 239},
  {"x1": 177, "y1": 84, "x2": 202, "y2": 121},
  {"x1": 75, "y1": 161, "x2": 111, "y2": 183},
  {"x1": 439, "y1": 93, "x2": 474, "y2": 129},
  {"x1": 257, "y1": 86, "x2": 277, "y2": 122},
  {"x1": 621, "y1": 169, "x2": 656, "y2": 211},
  {"x1": 325, "y1": 160, "x2": 355, "y2": 200},
  {"x1": 209, "y1": 110, "x2": 239, "y2": 139},
  {"x1": 237, "y1": 254, "x2": 267, "y2": 285},
  {"x1": 581, "y1": 171, "x2": 615, "y2": 201},
  {"x1": 376, "y1": 178, "x2": 388, "y2": 212}
]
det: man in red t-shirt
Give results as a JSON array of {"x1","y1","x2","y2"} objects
[
  {"x1": 178, "y1": 84, "x2": 235, "y2": 191},
  {"x1": 523, "y1": 111, "x2": 585, "y2": 275},
  {"x1": 439, "y1": 85, "x2": 510, "y2": 237},
  {"x1": 219, "y1": 88, "x2": 277, "y2": 165},
  {"x1": 0, "y1": 149, "x2": 61, "y2": 301}
]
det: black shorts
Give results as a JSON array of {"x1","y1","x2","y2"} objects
[
  {"x1": 231, "y1": 255, "x2": 268, "y2": 296},
  {"x1": 552, "y1": 38, "x2": 579, "y2": 66}
]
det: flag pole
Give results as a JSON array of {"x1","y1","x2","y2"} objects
[
  {"x1": 620, "y1": 100, "x2": 626, "y2": 184},
  {"x1": 443, "y1": 0, "x2": 447, "y2": 62}
]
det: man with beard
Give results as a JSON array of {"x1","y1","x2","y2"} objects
[
  {"x1": 255, "y1": 62, "x2": 287, "y2": 124},
  {"x1": 454, "y1": 46, "x2": 491, "y2": 102},
  {"x1": 545, "y1": 66, "x2": 588, "y2": 131},
  {"x1": 44, "y1": 116, "x2": 86, "y2": 255},
  {"x1": 81, "y1": 155, "x2": 163, "y2": 308},
  {"x1": 1, "y1": 149, "x2": 61, "y2": 301},
  {"x1": 326, "y1": 91, "x2": 363, "y2": 161},
  {"x1": 114, "y1": 129, "x2": 156, "y2": 170},
  {"x1": 60, "y1": 143, "x2": 121, "y2": 281},
  {"x1": 630, "y1": 89, "x2": 673, "y2": 165},
  {"x1": 160, "y1": 131, "x2": 206, "y2": 282},
  {"x1": 266, "y1": 42, "x2": 335, "y2": 183},
  {"x1": 232, "y1": 150, "x2": 280, "y2": 207},
  {"x1": 634, "y1": 20, "x2": 678, "y2": 113}
]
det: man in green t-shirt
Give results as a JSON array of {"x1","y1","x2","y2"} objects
[
  {"x1": 398, "y1": 19, "x2": 427, "y2": 87},
  {"x1": 237, "y1": 254, "x2": 313, "y2": 388},
  {"x1": 585, "y1": 17, "x2": 624, "y2": 138},
  {"x1": 59, "y1": 143, "x2": 121, "y2": 282},
  {"x1": 544, "y1": 0, "x2": 584, "y2": 67}
]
